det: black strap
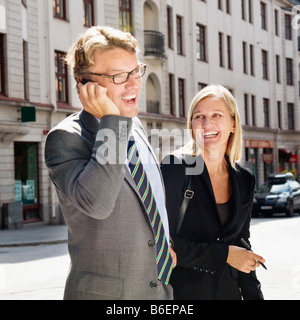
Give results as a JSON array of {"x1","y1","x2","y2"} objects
[{"x1": 175, "y1": 174, "x2": 194, "y2": 235}]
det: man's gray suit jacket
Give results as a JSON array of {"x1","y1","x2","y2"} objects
[{"x1": 45, "y1": 110, "x2": 173, "y2": 300}]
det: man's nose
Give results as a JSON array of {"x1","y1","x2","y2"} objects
[{"x1": 125, "y1": 74, "x2": 139, "y2": 88}]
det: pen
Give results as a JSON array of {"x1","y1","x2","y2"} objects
[{"x1": 240, "y1": 238, "x2": 267, "y2": 270}]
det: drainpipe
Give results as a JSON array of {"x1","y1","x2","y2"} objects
[{"x1": 44, "y1": 1, "x2": 57, "y2": 222}]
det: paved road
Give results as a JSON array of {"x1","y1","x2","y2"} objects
[
  {"x1": 0, "y1": 215, "x2": 299, "y2": 300},
  {"x1": 250, "y1": 214, "x2": 300, "y2": 300},
  {"x1": 0, "y1": 243, "x2": 69, "y2": 300}
]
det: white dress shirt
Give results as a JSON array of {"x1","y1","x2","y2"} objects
[
  {"x1": 128, "y1": 122, "x2": 170, "y2": 244},
  {"x1": 96, "y1": 117, "x2": 170, "y2": 243}
]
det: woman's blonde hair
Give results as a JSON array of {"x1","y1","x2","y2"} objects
[
  {"x1": 180, "y1": 85, "x2": 243, "y2": 169},
  {"x1": 65, "y1": 26, "x2": 139, "y2": 84}
]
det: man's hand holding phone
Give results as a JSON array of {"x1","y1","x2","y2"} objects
[{"x1": 78, "y1": 80, "x2": 120, "y2": 119}]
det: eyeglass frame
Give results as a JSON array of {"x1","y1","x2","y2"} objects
[{"x1": 88, "y1": 64, "x2": 147, "y2": 85}]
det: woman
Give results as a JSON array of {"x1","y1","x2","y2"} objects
[{"x1": 161, "y1": 85, "x2": 265, "y2": 300}]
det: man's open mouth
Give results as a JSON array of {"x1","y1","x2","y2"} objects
[{"x1": 122, "y1": 95, "x2": 137, "y2": 104}]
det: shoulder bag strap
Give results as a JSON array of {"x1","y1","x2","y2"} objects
[{"x1": 175, "y1": 172, "x2": 194, "y2": 236}]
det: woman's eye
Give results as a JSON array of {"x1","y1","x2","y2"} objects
[{"x1": 194, "y1": 115, "x2": 203, "y2": 120}]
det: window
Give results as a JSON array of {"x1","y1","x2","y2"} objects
[
  {"x1": 274, "y1": 9, "x2": 279, "y2": 36},
  {"x1": 218, "y1": 0, "x2": 223, "y2": 11},
  {"x1": 241, "y1": 0, "x2": 246, "y2": 20},
  {"x1": 14, "y1": 142, "x2": 40, "y2": 222},
  {"x1": 84, "y1": 0, "x2": 94, "y2": 27},
  {"x1": 288, "y1": 103, "x2": 295, "y2": 130},
  {"x1": 196, "y1": 24, "x2": 206, "y2": 62},
  {"x1": 250, "y1": 44, "x2": 255, "y2": 76},
  {"x1": 119, "y1": 0, "x2": 132, "y2": 33},
  {"x1": 261, "y1": 2, "x2": 267, "y2": 30},
  {"x1": 55, "y1": 51, "x2": 69, "y2": 103},
  {"x1": 178, "y1": 78, "x2": 185, "y2": 118},
  {"x1": 219, "y1": 32, "x2": 224, "y2": 67},
  {"x1": 244, "y1": 94, "x2": 249, "y2": 125},
  {"x1": 248, "y1": 0, "x2": 253, "y2": 24},
  {"x1": 277, "y1": 101, "x2": 282, "y2": 129},
  {"x1": 285, "y1": 14, "x2": 292, "y2": 40},
  {"x1": 53, "y1": 0, "x2": 67, "y2": 20},
  {"x1": 176, "y1": 16, "x2": 183, "y2": 55},
  {"x1": 167, "y1": 7, "x2": 173, "y2": 49},
  {"x1": 198, "y1": 82, "x2": 208, "y2": 91},
  {"x1": 227, "y1": 35, "x2": 232, "y2": 70},
  {"x1": 286, "y1": 58, "x2": 293, "y2": 85},
  {"x1": 276, "y1": 55, "x2": 281, "y2": 83},
  {"x1": 263, "y1": 98, "x2": 269, "y2": 127},
  {"x1": 169, "y1": 74, "x2": 175, "y2": 116},
  {"x1": 251, "y1": 95, "x2": 256, "y2": 126},
  {"x1": 243, "y1": 42, "x2": 248, "y2": 74},
  {"x1": 0, "y1": 34, "x2": 5, "y2": 95},
  {"x1": 226, "y1": 0, "x2": 231, "y2": 14},
  {"x1": 262, "y1": 50, "x2": 268, "y2": 80}
]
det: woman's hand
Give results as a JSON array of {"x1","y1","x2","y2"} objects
[
  {"x1": 170, "y1": 247, "x2": 177, "y2": 268},
  {"x1": 78, "y1": 82, "x2": 120, "y2": 119},
  {"x1": 227, "y1": 245, "x2": 266, "y2": 274}
]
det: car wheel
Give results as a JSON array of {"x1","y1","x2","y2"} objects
[{"x1": 286, "y1": 201, "x2": 294, "y2": 217}]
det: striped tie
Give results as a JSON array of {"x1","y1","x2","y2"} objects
[{"x1": 127, "y1": 135, "x2": 173, "y2": 285}]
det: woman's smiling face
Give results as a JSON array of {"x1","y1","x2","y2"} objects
[{"x1": 191, "y1": 97, "x2": 235, "y2": 152}]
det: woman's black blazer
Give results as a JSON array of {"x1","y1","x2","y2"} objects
[{"x1": 161, "y1": 154, "x2": 264, "y2": 300}]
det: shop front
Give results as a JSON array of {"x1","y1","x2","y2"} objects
[
  {"x1": 278, "y1": 149, "x2": 299, "y2": 180},
  {"x1": 244, "y1": 139, "x2": 274, "y2": 187},
  {"x1": 14, "y1": 142, "x2": 40, "y2": 223}
]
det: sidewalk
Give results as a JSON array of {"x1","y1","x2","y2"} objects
[{"x1": 0, "y1": 222, "x2": 68, "y2": 247}]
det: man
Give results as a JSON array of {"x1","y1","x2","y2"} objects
[{"x1": 45, "y1": 26, "x2": 176, "y2": 300}]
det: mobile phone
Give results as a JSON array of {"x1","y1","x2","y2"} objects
[{"x1": 81, "y1": 79, "x2": 91, "y2": 85}]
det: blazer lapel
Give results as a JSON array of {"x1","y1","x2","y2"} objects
[
  {"x1": 196, "y1": 162, "x2": 224, "y2": 230},
  {"x1": 222, "y1": 163, "x2": 243, "y2": 237}
]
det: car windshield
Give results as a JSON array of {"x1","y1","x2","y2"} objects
[{"x1": 258, "y1": 182, "x2": 289, "y2": 194}]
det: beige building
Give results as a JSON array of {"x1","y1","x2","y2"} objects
[{"x1": 0, "y1": 0, "x2": 299, "y2": 226}]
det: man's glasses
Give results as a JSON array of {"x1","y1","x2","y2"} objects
[{"x1": 89, "y1": 64, "x2": 147, "y2": 85}]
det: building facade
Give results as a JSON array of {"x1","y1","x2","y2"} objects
[{"x1": 0, "y1": 0, "x2": 299, "y2": 226}]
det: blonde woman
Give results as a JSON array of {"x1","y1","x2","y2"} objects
[{"x1": 161, "y1": 85, "x2": 265, "y2": 300}]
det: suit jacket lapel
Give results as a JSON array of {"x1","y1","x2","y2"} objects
[{"x1": 199, "y1": 157, "x2": 241, "y2": 231}]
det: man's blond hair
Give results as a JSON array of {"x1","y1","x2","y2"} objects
[{"x1": 65, "y1": 26, "x2": 139, "y2": 83}]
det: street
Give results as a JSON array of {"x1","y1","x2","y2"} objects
[
  {"x1": 0, "y1": 215, "x2": 300, "y2": 300},
  {"x1": 251, "y1": 214, "x2": 300, "y2": 300},
  {"x1": 0, "y1": 243, "x2": 69, "y2": 300}
]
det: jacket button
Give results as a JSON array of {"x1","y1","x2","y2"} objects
[
  {"x1": 148, "y1": 240, "x2": 155, "y2": 248},
  {"x1": 150, "y1": 281, "x2": 158, "y2": 289}
]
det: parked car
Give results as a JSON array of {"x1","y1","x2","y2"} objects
[{"x1": 252, "y1": 173, "x2": 300, "y2": 217}]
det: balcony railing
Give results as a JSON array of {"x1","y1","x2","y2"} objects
[{"x1": 144, "y1": 30, "x2": 167, "y2": 60}]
